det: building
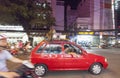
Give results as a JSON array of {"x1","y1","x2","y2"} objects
[
  {"x1": 50, "y1": 0, "x2": 114, "y2": 46},
  {"x1": 0, "y1": 0, "x2": 116, "y2": 46},
  {"x1": 75, "y1": 0, "x2": 114, "y2": 46}
]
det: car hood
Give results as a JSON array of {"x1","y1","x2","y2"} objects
[{"x1": 85, "y1": 52, "x2": 105, "y2": 59}]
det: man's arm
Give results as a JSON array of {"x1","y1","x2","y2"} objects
[
  {"x1": 4, "y1": 50, "x2": 24, "y2": 63},
  {"x1": 8, "y1": 57, "x2": 24, "y2": 63},
  {"x1": 0, "y1": 72, "x2": 19, "y2": 78}
]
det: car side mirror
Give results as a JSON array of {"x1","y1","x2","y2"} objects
[{"x1": 81, "y1": 50, "x2": 87, "y2": 55}]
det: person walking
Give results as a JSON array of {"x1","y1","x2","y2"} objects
[{"x1": 46, "y1": 26, "x2": 56, "y2": 41}]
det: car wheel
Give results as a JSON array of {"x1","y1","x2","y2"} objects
[
  {"x1": 34, "y1": 64, "x2": 48, "y2": 77},
  {"x1": 89, "y1": 63, "x2": 102, "y2": 75}
]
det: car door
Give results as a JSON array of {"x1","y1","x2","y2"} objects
[
  {"x1": 41, "y1": 43, "x2": 65, "y2": 69},
  {"x1": 63, "y1": 43, "x2": 89, "y2": 69},
  {"x1": 63, "y1": 43, "x2": 73, "y2": 68}
]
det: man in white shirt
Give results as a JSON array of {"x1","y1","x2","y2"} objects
[{"x1": 0, "y1": 34, "x2": 32, "y2": 78}]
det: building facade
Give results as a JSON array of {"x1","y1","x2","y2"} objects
[
  {"x1": 67, "y1": 0, "x2": 113, "y2": 31},
  {"x1": 0, "y1": 0, "x2": 115, "y2": 47},
  {"x1": 46, "y1": 0, "x2": 115, "y2": 46},
  {"x1": 50, "y1": 0, "x2": 114, "y2": 32}
]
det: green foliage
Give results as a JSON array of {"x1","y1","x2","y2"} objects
[
  {"x1": 30, "y1": 1, "x2": 55, "y2": 27},
  {"x1": 0, "y1": 0, "x2": 55, "y2": 30}
]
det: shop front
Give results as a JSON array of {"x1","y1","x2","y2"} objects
[
  {"x1": 0, "y1": 32, "x2": 28, "y2": 43},
  {"x1": 69, "y1": 31, "x2": 99, "y2": 48}
]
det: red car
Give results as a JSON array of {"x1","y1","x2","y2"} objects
[{"x1": 30, "y1": 40, "x2": 108, "y2": 77}]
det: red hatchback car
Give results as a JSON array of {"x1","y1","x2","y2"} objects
[{"x1": 30, "y1": 40, "x2": 108, "y2": 77}]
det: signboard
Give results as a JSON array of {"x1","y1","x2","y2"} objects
[
  {"x1": 94, "y1": 31, "x2": 115, "y2": 35},
  {"x1": 78, "y1": 32, "x2": 94, "y2": 35}
]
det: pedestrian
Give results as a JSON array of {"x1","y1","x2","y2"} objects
[
  {"x1": 24, "y1": 41, "x2": 31, "y2": 53},
  {"x1": 46, "y1": 26, "x2": 56, "y2": 41}
]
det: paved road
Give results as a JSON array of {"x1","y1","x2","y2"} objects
[
  {"x1": 87, "y1": 47, "x2": 120, "y2": 54},
  {"x1": 43, "y1": 47, "x2": 120, "y2": 78}
]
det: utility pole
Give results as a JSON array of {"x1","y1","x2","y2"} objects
[
  {"x1": 114, "y1": 0, "x2": 118, "y2": 39},
  {"x1": 64, "y1": 0, "x2": 68, "y2": 31}
]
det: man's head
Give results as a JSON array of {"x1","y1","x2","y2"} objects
[
  {"x1": 0, "y1": 34, "x2": 8, "y2": 47},
  {"x1": 64, "y1": 45, "x2": 69, "y2": 49}
]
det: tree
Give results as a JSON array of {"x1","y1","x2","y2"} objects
[{"x1": 0, "y1": 0, "x2": 55, "y2": 35}]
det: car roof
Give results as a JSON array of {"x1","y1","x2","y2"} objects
[
  {"x1": 50, "y1": 40, "x2": 69, "y2": 43},
  {"x1": 41, "y1": 39, "x2": 70, "y2": 44}
]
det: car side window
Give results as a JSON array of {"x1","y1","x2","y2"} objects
[
  {"x1": 64, "y1": 44, "x2": 82, "y2": 54},
  {"x1": 71, "y1": 45, "x2": 82, "y2": 54},
  {"x1": 43, "y1": 44, "x2": 62, "y2": 54}
]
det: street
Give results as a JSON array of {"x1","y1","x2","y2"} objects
[
  {"x1": 43, "y1": 48, "x2": 120, "y2": 78},
  {"x1": 0, "y1": 0, "x2": 120, "y2": 78},
  {"x1": 7, "y1": 47, "x2": 120, "y2": 78}
]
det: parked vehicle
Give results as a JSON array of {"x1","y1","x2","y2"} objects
[{"x1": 30, "y1": 40, "x2": 108, "y2": 77}]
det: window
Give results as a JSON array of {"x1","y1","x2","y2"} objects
[
  {"x1": 37, "y1": 43, "x2": 46, "y2": 53},
  {"x1": 71, "y1": 44, "x2": 82, "y2": 54},
  {"x1": 43, "y1": 44, "x2": 62, "y2": 54},
  {"x1": 64, "y1": 43, "x2": 82, "y2": 54},
  {"x1": 56, "y1": 1, "x2": 64, "y2": 6}
]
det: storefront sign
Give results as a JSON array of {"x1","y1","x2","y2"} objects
[
  {"x1": 78, "y1": 32, "x2": 94, "y2": 35},
  {"x1": 95, "y1": 31, "x2": 115, "y2": 35}
]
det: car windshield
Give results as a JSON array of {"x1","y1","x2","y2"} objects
[{"x1": 37, "y1": 43, "x2": 46, "y2": 53}]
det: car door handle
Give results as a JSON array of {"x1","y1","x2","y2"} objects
[
  {"x1": 64, "y1": 54, "x2": 73, "y2": 58},
  {"x1": 50, "y1": 54, "x2": 57, "y2": 58}
]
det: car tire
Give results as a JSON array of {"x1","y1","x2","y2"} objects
[
  {"x1": 34, "y1": 64, "x2": 48, "y2": 77},
  {"x1": 89, "y1": 63, "x2": 102, "y2": 75}
]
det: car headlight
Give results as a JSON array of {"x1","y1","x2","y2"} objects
[{"x1": 105, "y1": 58, "x2": 107, "y2": 62}]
